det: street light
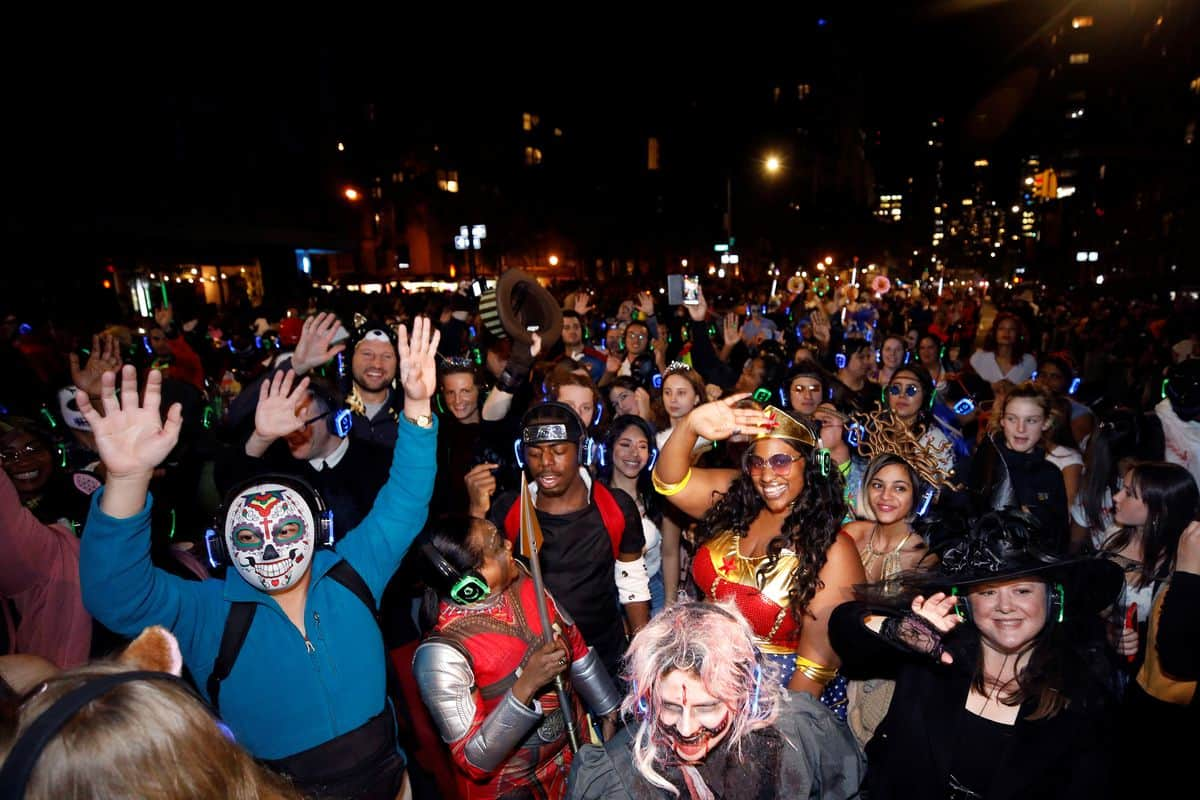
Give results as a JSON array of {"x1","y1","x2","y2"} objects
[
  {"x1": 549, "y1": 255, "x2": 559, "y2": 267},
  {"x1": 344, "y1": 187, "x2": 360, "y2": 202},
  {"x1": 723, "y1": 152, "x2": 786, "y2": 246}
]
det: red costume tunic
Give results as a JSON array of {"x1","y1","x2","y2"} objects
[{"x1": 428, "y1": 573, "x2": 589, "y2": 799}]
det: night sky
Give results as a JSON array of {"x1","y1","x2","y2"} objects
[{"x1": 1, "y1": 4, "x2": 1095, "y2": 255}]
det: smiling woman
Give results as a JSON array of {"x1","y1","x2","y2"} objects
[
  {"x1": 652, "y1": 398, "x2": 863, "y2": 720},
  {"x1": 830, "y1": 509, "x2": 1124, "y2": 800}
]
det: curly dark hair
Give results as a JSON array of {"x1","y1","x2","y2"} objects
[{"x1": 694, "y1": 438, "x2": 846, "y2": 625}]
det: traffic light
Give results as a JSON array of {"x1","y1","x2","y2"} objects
[{"x1": 1034, "y1": 169, "x2": 1058, "y2": 200}]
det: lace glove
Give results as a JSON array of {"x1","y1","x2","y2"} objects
[{"x1": 879, "y1": 612, "x2": 948, "y2": 662}]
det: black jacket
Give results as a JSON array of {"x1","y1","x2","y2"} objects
[
  {"x1": 969, "y1": 434, "x2": 1068, "y2": 552},
  {"x1": 829, "y1": 602, "x2": 1115, "y2": 800}
]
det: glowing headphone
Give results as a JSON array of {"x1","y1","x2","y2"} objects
[
  {"x1": 0, "y1": 670, "x2": 234, "y2": 800},
  {"x1": 306, "y1": 381, "x2": 353, "y2": 439},
  {"x1": 420, "y1": 542, "x2": 490, "y2": 605},
  {"x1": 952, "y1": 582, "x2": 1065, "y2": 623},
  {"x1": 203, "y1": 474, "x2": 334, "y2": 570}
]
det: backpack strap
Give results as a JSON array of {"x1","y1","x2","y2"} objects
[
  {"x1": 327, "y1": 559, "x2": 379, "y2": 623},
  {"x1": 207, "y1": 602, "x2": 257, "y2": 714},
  {"x1": 591, "y1": 482, "x2": 625, "y2": 558},
  {"x1": 207, "y1": 560, "x2": 378, "y2": 715}
]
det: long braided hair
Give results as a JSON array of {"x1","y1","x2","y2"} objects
[{"x1": 694, "y1": 437, "x2": 846, "y2": 625}]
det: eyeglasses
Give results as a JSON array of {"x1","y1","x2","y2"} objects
[
  {"x1": 791, "y1": 383, "x2": 822, "y2": 394},
  {"x1": 0, "y1": 443, "x2": 47, "y2": 464},
  {"x1": 744, "y1": 453, "x2": 805, "y2": 476},
  {"x1": 626, "y1": 333, "x2": 647, "y2": 342},
  {"x1": 887, "y1": 383, "x2": 921, "y2": 398}
]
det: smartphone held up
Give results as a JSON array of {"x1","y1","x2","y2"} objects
[{"x1": 667, "y1": 274, "x2": 701, "y2": 306}]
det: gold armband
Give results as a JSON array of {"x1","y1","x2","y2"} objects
[
  {"x1": 793, "y1": 655, "x2": 838, "y2": 686},
  {"x1": 651, "y1": 467, "x2": 693, "y2": 497}
]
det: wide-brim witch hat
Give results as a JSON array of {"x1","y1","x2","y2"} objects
[{"x1": 920, "y1": 508, "x2": 1123, "y2": 618}]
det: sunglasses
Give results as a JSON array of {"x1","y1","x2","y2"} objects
[
  {"x1": 0, "y1": 443, "x2": 47, "y2": 464},
  {"x1": 744, "y1": 453, "x2": 805, "y2": 476},
  {"x1": 887, "y1": 383, "x2": 921, "y2": 397}
]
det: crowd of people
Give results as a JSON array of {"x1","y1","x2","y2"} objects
[{"x1": 1, "y1": 273, "x2": 1197, "y2": 798}]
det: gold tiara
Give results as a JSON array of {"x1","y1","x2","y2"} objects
[{"x1": 756, "y1": 405, "x2": 818, "y2": 450}]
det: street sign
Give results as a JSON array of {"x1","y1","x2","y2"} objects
[{"x1": 455, "y1": 224, "x2": 488, "y2": 251}]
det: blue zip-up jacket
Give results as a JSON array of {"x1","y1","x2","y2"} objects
[{"x1": 80, "y1": 415, "x2": 436, "y2": 760}]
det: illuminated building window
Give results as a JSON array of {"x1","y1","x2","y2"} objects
[
  {"x1": 1071, "y1": 16, "x2": 1093, "y2": 29},
  {"x1": 648, "y1": 137, "x2": 660, "y2": 171},
  {"x1": 391, "y1": 172, "x2": 404, "y2": 183},
  {"x1": 1069, "y1": 53, "x2": 1090, "y2": 65},
  {"x1": 797, "y1": 83, "x2": 811, "y2": 100},
  {"x1": 522, "y1": 113, "x2": 540, "y2": 131},
  {"x1": 436, "y1": 170, "x2": 460, "y2": 192},
  {"x1": 524, "y1": 146, "x2": 543, "y2": 166},
  {"x1": 973, "y1": 159, "x2": 989, "y2": 167},
  {"x1": 1191, "y1": 76, "x2": 1200, "y2": 94}
]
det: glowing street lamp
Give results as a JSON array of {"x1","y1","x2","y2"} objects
[
  {"x1": 344, "y1": 187, "x2": 360, "y2": 202},
  {"x1": 549, "y1": 255, "x2": 560, "y2": 267},
  {"x1": 765, "y1": 154, "x2": 782, "y2": 174}
]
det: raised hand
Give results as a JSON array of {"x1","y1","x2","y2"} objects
[
  {"x1": 290, "y1": 312, "x2": 347, "y2": 375},
  {"x1": 76, "y1": 366, "x2": 182, "y2": 481},
  {"x1": 636, "y1": 291, "x2": 655, "y2": 317},
  {"x1": 685, "y1": 285, "x2": 708, "y2": 322},
  {"x1": 70, "y1": 333, "x2": 123, "y2": 399},
  {"x1": 722, "y1": 313, "x2": 740, "y2": 348},
  {"x1": 573, "y1": 292, "x2": 594, "y2": 317},
  {"x1": 397, "y1": 315, "x2": 440, "y2": 404},
  {"x1": 464, "y1": 462, "x2": 498, "y2": 518},
  {"x1": 911, "y1": 593, "x2": 962, "y2": 634},
  {"x1": 253, "y1": 370, "x2": 312, "y2": 441},
  {"x1": 686, "y1": 394, "x2": 775, "y2": 442},
  {"x1": 634, "y1": 387, "x2": 653, "y2": 420},
  {"x1": 811, "y1": 308, "x2": 831, "y2": 345}
]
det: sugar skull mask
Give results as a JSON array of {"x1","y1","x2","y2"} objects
[{"x1": 224, "y1": 484, "x2": 316, "y2": 592}]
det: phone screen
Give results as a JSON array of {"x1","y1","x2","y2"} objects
[{"x1": 682, "y1": 275, "x2": 700, "y2": 305}]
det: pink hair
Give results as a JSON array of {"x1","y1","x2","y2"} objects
[{"x1": 620, "y1": 602, "x2": 780, "y2": 794}]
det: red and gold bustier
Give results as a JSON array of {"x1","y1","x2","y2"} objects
[{"x1": 692, "y1": 529, "x2": 800, "y2": 655}]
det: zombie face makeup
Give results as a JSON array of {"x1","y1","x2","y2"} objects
[
  {"x1": 224, "y1": 484, "x2": 316, "y2": 592},
  {"x1": 655, "y1": 669, "x2": 734, "y2": 763}
]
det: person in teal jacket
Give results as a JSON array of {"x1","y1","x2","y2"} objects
[{"x1": 78, "y1": 316, "x2": 441, "y2": 800}]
